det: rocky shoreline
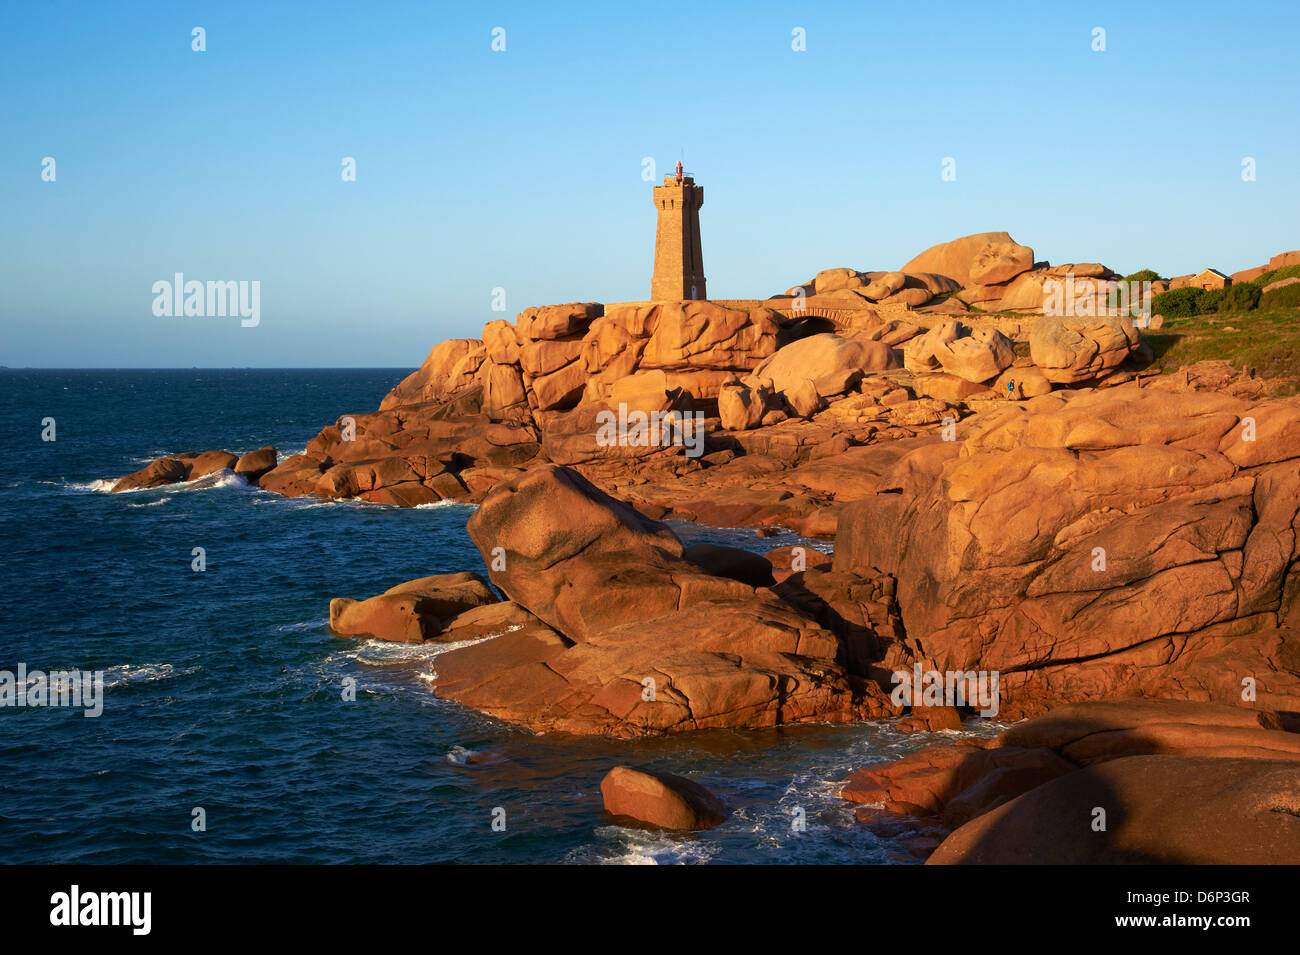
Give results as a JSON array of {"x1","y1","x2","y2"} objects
[{"x1": 107, "y1": 231, "x2": 1300, "y2": 857}]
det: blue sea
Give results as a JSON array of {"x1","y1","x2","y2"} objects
[{"x1": 0, "y1": 369, "x2": 999, "y2": 864}]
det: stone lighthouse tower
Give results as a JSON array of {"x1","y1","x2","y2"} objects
[{"x1": 651, "y1": 161, "x2": 706, "y2": 301}]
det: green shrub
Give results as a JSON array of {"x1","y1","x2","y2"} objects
[
  {"x1": 1151, "y1": 286, "x2": 1203, "y2": 317},
  {"x1": 1219, "y1": 283, "x2": 1261, "y2": 312},
  {"x1": 1253, "y1": 263, "x2": 1300, "y2": 289},
  {"x1": 1261, "y1": 282, "x2": 1300, "y2": 309},
  {"x1": 1198, "y1": 287, "x2": 1228, "y2": 313},
  {"x1": 1123, "y1": 269, "x2": 1162, "y2": 284}
]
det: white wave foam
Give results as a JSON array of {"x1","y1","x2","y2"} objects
[
  {"x1": 567, "y1": 826, "x2": 721, "y2": 866},
  {"x1": 445, "y1": 744, "x2": 505, "y2": 766},
  {"x1": 67, "y1": 478, "x2": 117, "y2": 493},
  {"x1": 178, "y1": 469, "x2": 253, "y2": 491},
  {"x1": 68, "y1": 468, "x2": 253, "y2": 496},
  {"x1": 101, "y1": 663, "x2": 200, "y2": 689},
  {"x1": 338, "y1": 632, "x2": 504, "y2": 669},
  {"x1": 276, "y1": 618, "x2": 329, "y2": 634}
]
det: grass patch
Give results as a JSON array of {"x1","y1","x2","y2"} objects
[{"x1": 1147, "y1": 305, "x2": 1300, "y2": 394}]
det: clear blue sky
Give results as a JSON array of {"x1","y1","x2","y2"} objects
[{"x1": 2, "y1": 0, "x2": 1297, "y2": 367}]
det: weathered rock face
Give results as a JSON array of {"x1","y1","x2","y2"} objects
[
  {"x1": 517, "y1": 302, "x2": 603, "y2": 341},
  {"x1": 583, "y1": 301, "x2": 780, "y2": 400},
  {"x1": 430, "y1": 464, "x2": 896, "y2": 736},
  {"x1": 929, "y1": 755, "x2": 1300, "y2": 864},
  {"x1": 600, "y1": 766, "x2": 728, "y2": 830},
  {"x1": 901, "y1": 232, "x2": 1034, "y2": 288},
  {"x1": 1029, "y1": 313, "x2": 1139, "y2": 383},
  {"x1": 381, "y1": 339, "x2": 487, "y2": 410},
  {"x1": 329, "y1": 572, "x2": 498, "y2": 643},
  {"x1": 902, "y1": 321, "x2": 1015, "y2": 384},
  {"x1": 835, "y1": 381, "x2": 1300, "y2": 720}
]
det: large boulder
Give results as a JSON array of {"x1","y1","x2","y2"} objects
[
  {"x1": 329, "y1": 572, "x2": 498, "y2": 643},
  {"x1": 718, "y1": 375, "x2": 769, "y2": 431},
  {"x1": 1029, "y1": 313, "x2": 1140, "y2": 383},
  {"x1": 756, "y1": 333, "x2": 899, "y2": 399},
  {"x1": 234, "y1": 446, "x2": 278, "y2": 484},
  {"x1": 928, "y1": 755, "x2": 1300, "y2": 864},
  {"x1": 999, "y1": 270, "x2": 1113, "y2": 314},
  {"x1": 517, "y1": 302, "x2": 603, "y2": 342},
  {"x1": 812, "y1": 268, "x2": 867, "y2": 293},
  {"x1": 600, "y1": 766, "x2": 728, "y2": 830},
  {"x1": 901, "y1": 232, "x2": 1034, "y2": 287},
  {"x1": 862, "y1": 271, "x2": 906, "y2": 301},
  {"x1": 902, "y1": 321, "x2": 1014, "y2": 383},
  {"x1": 482, "y1": 319, "x2": 521, "y2": 364}
]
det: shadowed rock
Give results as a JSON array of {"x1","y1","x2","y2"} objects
[{"x1": 927, "y1": 755, "x2": 1300, "y2": 864}]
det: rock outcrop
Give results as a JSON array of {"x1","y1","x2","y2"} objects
[
  {"x1": 901, "y1": 232, "x2": 1034, "y2": 288},
  {"x1": 112, "y1": 448, "x2": 264, "y2": 492},
  {"x1": 836, "y1": 379, "x2": 1300, "y2": 720},
  {"x1": 428, "y1": 464, "x2": 897, "y2": 735},
  {"x1": 929, "y1": 755, "x2": 1300, "y2": 864},
  {"x1": 329, "y1": 572, "x2": 499, "y2": 643},
  {"x1": 843, "y1": 699, "x2": 1300, "y2": 862}
]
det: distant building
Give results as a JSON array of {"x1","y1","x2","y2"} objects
[
  {"x1": 1193, "y1": 268, "x2": 1230, "y2": 290},
  {"x1": 651, "y1": 163, "x2": 706, "y2": 301}
]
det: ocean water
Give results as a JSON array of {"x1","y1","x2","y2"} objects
[{"x1": 0, "y1": 369, "x2": 1000, "y2": 864}]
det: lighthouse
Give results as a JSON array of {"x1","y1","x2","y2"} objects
[{"x1": 650, "y1": 162, "x2": 706, "y2": 301}]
